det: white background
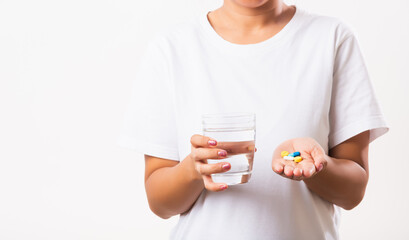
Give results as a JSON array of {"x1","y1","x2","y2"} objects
[{"x1": 0, "y1": 0, "x2": 408, "y2": 239}]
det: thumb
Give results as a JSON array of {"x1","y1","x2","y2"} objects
[{"x1": 311, "y1": 147, "x2": 327, "y2": 172}]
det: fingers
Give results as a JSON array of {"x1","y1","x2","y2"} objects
[
  {"x1": 190, "y1": 134, "x2": 217, "y2": 148},
  {"x1": 311, "y1": 145, "x2": 328, "y2": 172},
  {"x1": 273, "y1": 157, "x2": 312, "y2": 180},
  {"x1": 203, "y1": 175, "x2": 228, "y2": 192},
  {"x1": 284, "y1": 164, "x2": 294, "y2": 178},
  {"x1": 313, "y1": 154, "x2": 326, "y2": 172},
  {"x1": 300, "y1": 162, "x2": 316, "y2": 178},
  {"x1": 190, "y1": 134, "x2": 230, "y2": 192},
  {"x1": 196, "y1": 161, "x2": 231, "y2": 175},
  {"x1": 191, "y1": 147, "x2": 227, "y2": 161},
  {"x1": 272, "y1": 159, "x2": 284, "y2": 174},
  {"x1": 293, "y1": 167, "x2": 303, "y2": 180},
  {"x1": 273, "y1": 159, "x2": 302, "y2": 180}
]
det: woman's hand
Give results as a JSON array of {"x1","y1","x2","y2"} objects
[
  {"x1": 272, "y1": 138, "x2": 329, "y2": 180},
  {"x1": 189, "y1": 134, "x2": 231, "y2": 191}
]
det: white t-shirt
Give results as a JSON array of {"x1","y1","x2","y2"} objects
[{"x1": 118, "y1": 6, "x2": 388, "y2": 240}]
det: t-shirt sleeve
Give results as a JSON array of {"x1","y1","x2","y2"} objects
[
  {"x1": 117, "y1": 37, "x2": 180, "y2": 161},
  {"x1": 328, "y1": 28, "x2": 389, "y2": 149}
]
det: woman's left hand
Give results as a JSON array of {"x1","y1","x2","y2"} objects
[{"x1": 272, "y1": 138, "x2": 329, "y2": 181}]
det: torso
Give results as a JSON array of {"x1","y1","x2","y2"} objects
[{"x1": 151, "y1": 7, "x2": 353, "y2": 239}]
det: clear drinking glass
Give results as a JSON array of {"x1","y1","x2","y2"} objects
[{"x1": 202, "y1": 112, "x2": 256, "y2": 185}]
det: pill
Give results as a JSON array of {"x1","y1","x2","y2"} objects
[
  {"x1": 293, "y1": 152, "x2": 300, "y2": 157},
  {"x1": 283, "y1": 156, "x2": 294, "y2": 161},
  {"x1": 288, "y1": 152, "x2": 295, "y2": 157},
  {"x1": 281, "y1": 151, "x2": 289, "y2": 157},
  {"x1": 294, "y1": 156, "x2": 303, "y2": 163}
]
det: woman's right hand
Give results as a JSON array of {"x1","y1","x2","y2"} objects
[{"x1": 189, "y1": 134, "x2": 231, "y2": 192}]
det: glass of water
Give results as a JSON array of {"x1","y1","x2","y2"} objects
[{"x1": 202, "y1": 112, "x2": 256, "y2": 185}]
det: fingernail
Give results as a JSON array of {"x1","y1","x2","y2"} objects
[
  {"x1": 220, "y1": 185, "x2": 228, "y2": 190},
  {"x1": 218, "y1": 150, "x2": 227, "y2": 157},
  {"x1": 208, "y1": 140, "x2": 217, "y2": 146},
  {"x1": 222, "y1": 163, "x2": 230, "y2": 170},
  {"x1": 318, "y1": 164, "x2": 323, "y2": 172}
]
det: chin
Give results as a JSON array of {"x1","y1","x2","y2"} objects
[{"x1": 232, "y1": 0, "x2": 271, "y2": 8}]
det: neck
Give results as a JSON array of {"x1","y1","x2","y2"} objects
[{"x1": 218, "y1": 1, "x2": 289, "y2": 31}]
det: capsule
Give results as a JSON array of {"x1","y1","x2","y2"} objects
[
  {"x1": 293, "y1": 152, "x2": 300, "y2": 157},
  {"x1": 281, "y1": 151, "x2": 289, "y2": 157},
  {"x1": 294, "y1": 156, "x2": 303, "y2": 163},
  {"x1": 283, "y1": 156, "x2": 294, "y2": 161}
]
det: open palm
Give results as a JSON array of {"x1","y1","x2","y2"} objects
[{"x1": 272, "y1": 138, "x2": 328, "y2": 180}]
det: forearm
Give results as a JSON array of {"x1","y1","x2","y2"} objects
[
  {"x1": 145, "y1": 156, "x2": 204, "y2": 219},
  {"x1": 303, "y1": 155, "x2": 368, "y2": 210}
]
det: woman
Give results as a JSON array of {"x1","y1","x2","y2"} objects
[{"x1": 118, "y1": 0, "x2": 388, "y2": 239}]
